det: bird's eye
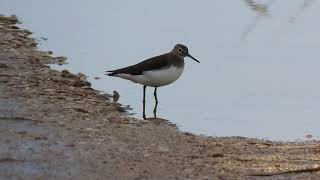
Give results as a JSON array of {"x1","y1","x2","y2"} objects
[{"x1": 178, "y1": 48, "x2": 182, "y2": 51}]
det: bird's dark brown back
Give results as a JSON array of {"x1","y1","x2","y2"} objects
[{"x1": 107, "y1": 53, "x2": 183, "y2": 76}]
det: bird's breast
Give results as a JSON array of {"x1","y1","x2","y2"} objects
[{"x1": 139, "y1": 65, "x2": 185, "y2": 87}]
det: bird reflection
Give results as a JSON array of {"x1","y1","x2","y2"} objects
[
  {"x1": 273, "y1": 0, "x2": 316, "y2": 43},
  {"x1": 244, "y1": 0, "x2": 271, "y2": 15},
  {"x1": 241, "y1": 0, "x2": 275, "y2": 42},
  {"x1": 286, "y1": 0, "x2": 316, "y2": 24},
  {"x1": 242, "y1": 0, "x2": 317, "y2": 44}
]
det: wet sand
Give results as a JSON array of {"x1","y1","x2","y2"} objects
[{"x1": 1, "y1": 15, "x2": 320, "y2": 179}]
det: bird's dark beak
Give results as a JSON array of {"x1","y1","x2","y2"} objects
[{"x1": 187, "y1": 54, "x2": 200, "y2": 63}]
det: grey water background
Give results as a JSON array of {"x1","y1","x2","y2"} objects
[{"x1": 2, "y1": 0, "x2": 320, "y2": 140}]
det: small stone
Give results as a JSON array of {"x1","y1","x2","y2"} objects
[
  {"x1": 53, "y1": 56, "x2": 67, "y2": 65},
  {"x1": 81, "y1": 86, "x2": 92, "y2": 90},
  {"x1": 85, "y1": 127, "x2": 96, "y2": 132},
  {"x1": 61, "y1": 69, "x2": 77, "y2": 78},
  {"x1": 101, "y1": 93, "x2": 112, "y2": 100},
  {"x1": 0, "y1": 63, "x2": 9, "y2": 68},
  {"x1": 72, "y1": 79, "x2": 91, "y2": 87},
  {"x1": 77, "y1": 73, "x2": 87, "y2": 81},
  {"x1": 74, "y1": 108, "x2": 89, "y2": 113},
  {"x1": 305, "y1": 134, "x2": 313, "y2": 139},
  {"x1": 158, "y1": 145, "x2": 170, "y2": 153},
  {"x1": 113, "y1": 90, "x2": 120, "y2": 102},
  {"x1": 109, "y1": 117, "x2": 122, "y2": 123},
  {"x1": 10, "y1": 25, "x2": 19, "y2": 29},
  {"x1": 23, "y1": 29, "x2": 32, "y2": 36},
  {"x1": 77, "y1": 141, "x2": 87, "y2": 145},
  {"x1": 40, "y1": 37, "x2": 48, "y2": 41},
  {"x1": 0, "y1": 79, "x2": 8, "y2": 83}
]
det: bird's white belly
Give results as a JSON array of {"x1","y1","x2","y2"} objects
[{"x1": 116, "y1": 66, "x2": 184, "y2": 87}]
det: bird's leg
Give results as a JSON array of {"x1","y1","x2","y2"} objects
[
  {"x1": 143, "y1": 85, "x2": 146, "y2": 119},
  {"x1": 153, "y1": 87, "x2": 158, "y2": 119}
]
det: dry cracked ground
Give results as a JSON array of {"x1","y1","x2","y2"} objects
[{"x1": 1, "y1": 15, "x2": 320, "y2": 180}]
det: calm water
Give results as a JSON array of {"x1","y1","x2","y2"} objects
[{"x1": 2, "y1": 0, "x2": 320, "y2": 140}]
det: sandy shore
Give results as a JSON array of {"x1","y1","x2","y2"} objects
[{"x1": 1, "y1": 15, "x2": 320, "y2": 180}]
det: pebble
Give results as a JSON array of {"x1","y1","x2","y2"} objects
[
  {"x1": 305, "y1": 134, "x2": 313, "y2": 139},
  {"x1": 61, "y1": 69, "x2": 77, "y2": 78},
  {"x1": 113, "y1": 90, "x2": 120, "y2": 102},
  {"x1": 0, "y1": 63, "x2": 9, "y2": 68},
  {"x1": 158, "y1": 145, "x2": 170, "y2": 153}
]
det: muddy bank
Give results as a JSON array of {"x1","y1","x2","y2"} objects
[{"x1": 0, "y1": 15, "x2": 320, "y2": 179}]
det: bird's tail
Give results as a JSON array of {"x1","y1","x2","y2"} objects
[{"x1": 105, "y1": 70, "x2": 117, "y2": 76}]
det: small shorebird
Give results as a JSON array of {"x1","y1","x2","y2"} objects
[{"x1": 106, "y1": 44, "x2": 200, "y2": 119}]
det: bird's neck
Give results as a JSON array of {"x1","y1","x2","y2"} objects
[{"x1": 171, "y1": 56, "x2": 185, "y2": 68}]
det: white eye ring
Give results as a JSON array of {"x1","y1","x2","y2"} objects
[{"x1": 178, "y1": 48, "x2": 182, "y2": 51}]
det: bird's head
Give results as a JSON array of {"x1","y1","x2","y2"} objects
[{"x1": 172, "y1": 44, "x2": 200, "y2": 63}]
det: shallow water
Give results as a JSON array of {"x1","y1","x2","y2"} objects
[{"x1": 2, "y1": 0, "x2": 320, "y2": 140}]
